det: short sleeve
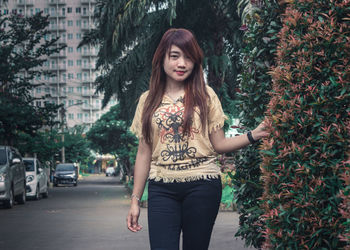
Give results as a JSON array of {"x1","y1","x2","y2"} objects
[
  {"x1": 206, "y1": 86, "x2": 228, "y2": 133},
  {"x1": 130, "y1": 91, "x2": 149, "y2": 139}
]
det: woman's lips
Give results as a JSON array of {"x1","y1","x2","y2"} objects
[{"x1": 175, "y1": 71, "x2": 185, "y2": 76}]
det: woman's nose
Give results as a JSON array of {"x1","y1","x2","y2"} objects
[{"x1": 177, "y1": 57, "x2": 186, "y2": 67}]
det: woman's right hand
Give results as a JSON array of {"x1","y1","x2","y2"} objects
[{"x1": 127, "y1": 203, "x2": 142, "y2": 232}]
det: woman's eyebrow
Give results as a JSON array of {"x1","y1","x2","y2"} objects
[{"x1": 169, "y1": 50, "x2": 180, "y2": 55}]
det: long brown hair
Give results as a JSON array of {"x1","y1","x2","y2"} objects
[{"x1": 142, "y1": 28, "x2": 209, "y2": 144}]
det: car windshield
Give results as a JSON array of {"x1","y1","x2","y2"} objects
[
  {"x1": 23, "y1": 160, "x2": 35, "y2": 171},
  {"x1": 0, "y1": 149, "x2": 7, "y2": 165},
  {"x1": 56, "y1": 164, "x2": 75, "y2": 171}
]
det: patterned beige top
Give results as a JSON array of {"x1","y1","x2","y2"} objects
[{"x1": 130, "y1": 86, "x2": 227, "y2": 183}]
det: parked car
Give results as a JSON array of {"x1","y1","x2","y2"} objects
[
  {"x1": 53, "y1": 163, "x2": 78, "y2": 186},
  {"x1": 0, "y1": 146, "x2": 26, "y2": 208},
  {"x1": 23, "y1": 158, "x2": 49, "y2": 200},
  {"x1": 106, "y1": 167, "x2": 116, "y2": 177}
]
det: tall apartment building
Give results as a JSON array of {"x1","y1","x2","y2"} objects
[{"x1": 0, "y1": 0, "x2": 116, "y2": 128}]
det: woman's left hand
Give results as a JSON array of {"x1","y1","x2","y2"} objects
[{"x1": 251, "y1": 121, "x2": 270, "y2": 141}]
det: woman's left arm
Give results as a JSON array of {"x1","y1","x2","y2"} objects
[{"x1": 209, "y1": 122, "x2": 269, "y2": 154}]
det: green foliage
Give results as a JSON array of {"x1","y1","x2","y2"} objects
[
  {"x1": 232, "y1": 0, "x2": 284, "y2": 248},
  {"x1": 86, "y1": 104, "x2": 138, "y2": 177},
  {"x1": 81, "y1": 0, "x2": 244, "y2": 123},
  {"x1": 63, "y1": 126, "x2": 91, "y2": 164},
  {"x1": 260, "y1": 0, "x2": 350, "y2": 248},
  {"x1": 0, "y1": 12, "x2": 65, "y2": 145},
  {"x1": 17, "y1": 129, "x2": 62, "y2": 164}
]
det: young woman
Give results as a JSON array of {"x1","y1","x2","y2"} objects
[{"x1": 127, "y1": 28, "x2": 268, "y2": 250}]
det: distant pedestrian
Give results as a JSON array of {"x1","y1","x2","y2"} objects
[{"x1": 127, "y1": 28, "x2": 269, "y2": 250}]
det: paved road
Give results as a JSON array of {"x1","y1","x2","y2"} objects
[{"x1": 0, "y1": 175, "x2": 253, "y2": 250}]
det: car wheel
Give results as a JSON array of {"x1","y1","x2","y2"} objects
[
  {"x1": 4, "y1": 188, "x2": 14, "y2": 209},
  {"x1": 15, "y1": 188, "x2": 26, "y2": 205},
  {"x1": 34, "y1": 185, "x2": 40, "y2": 200},
  {"x1": 42, "y1": 183, "x2": 49, "y2": 199}
]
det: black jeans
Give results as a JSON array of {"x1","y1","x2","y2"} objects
[{"x1": 147, "y1": 178, "x2": 222, "y2": 250}]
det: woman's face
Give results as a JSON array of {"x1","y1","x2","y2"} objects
[{"x1": 163, "y1": 45, "x2": 194, "y2": 84}]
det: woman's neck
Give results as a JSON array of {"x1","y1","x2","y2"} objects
[{"x1": 165, "y1": 79, "x2": 185, "y2": 95}]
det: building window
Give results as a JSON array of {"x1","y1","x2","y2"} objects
[
  {"x1": 45, "y1": 87, "x2": 50, "y2": 93},
  {"x1": 4, "y1": 9, "x2": 9, "y2": 15},
  {"x1": 83, "y1": 7, "x2": 87, "y2": 15},
  {"x1": 62, "y1": 100, "x2": 66, "y2": 107},
  {"x1": 76, "y1": 7, "x2": 81, "y2": 13},
  {"x1": 68, "y1": 113, "x2": 74, "y2": 120},
  {"x1": 67, "y1": 20, "x2": 73, "y2": 27},
  {"x1": 36, "y1": 101, "x2": 41, "y2": 107},
  {"x1": 44, "y1": 8, "x2": 49, "y2": 14},
  {"x1": 68, "y1": 87, "x2": 74, "y2": 93},
  {"x1": 68, "y1": 60, "x2": 73, "y2": 67},
  {"x1": 68, "y1": 47, "x2": 73, "y2": 53},
  {"x1": 83, "y1": 72, "x2": 88, "y2": 81},
  {"x1": 77, "y1": 87, "x2": 82, "y2": 93},
  {"x1": 68, "y1": 73, "x2": 74, "y2": 79},
  {"x1": 76, "y1": 20, "x2": 81, "y2": 27},
  {"x1": 83, "y1": 20, "x2": 88, "y2": 29},
  {"x1": 35, "y1": 8, "x2": 40, "y2": 14},
  {"x1": 68, "y1": 33, "x2": 73, "y2": 40},
  {"x1": 77, "y1": 113, "x2": 83, "y2": 120},
  {"x1": 76, "y1": 47, "x2": 82, "y2": 53},
  {"x1": 76, "y1": 33, "x2": 81, "y2": 40},
  {"x1": 76, "y1": 60, "x2": 82, "y2": 66},
  {"x1": 62, "y1": 8, "x2": 66, "y2": 16},
  {"x1": 19, "y1": 9, "x2": 23, "y2": 15},
  {"x1": 36, "y1": 88, "x2": 41, "y2": 94},
  {"x1": 12, "y1": 9, "x2": 17, "y2": 14},
  {"x1": 67, "y1": 7, "x2": 72, "y2": 13},
  {"x1": 83, "y1": 99, "x2": 88, "y2": 108},
  {"x1": 68, "y1": 100, "x2": 74, "y2": 106},
  {"x1": 77, "y1": 73, "x2": 82, "y2": 80}
]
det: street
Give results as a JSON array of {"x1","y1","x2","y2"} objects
[{"x1": 0, "y1": 175, "x2": 253, "y2": 250}]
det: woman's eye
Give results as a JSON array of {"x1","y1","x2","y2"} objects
[{"x1": 170, "y1": 55, "x2": 178, "y2": 59}]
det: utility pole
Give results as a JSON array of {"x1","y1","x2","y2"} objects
[{"x1": 59, "y1": 107, "x2": 66, "y2": 163}]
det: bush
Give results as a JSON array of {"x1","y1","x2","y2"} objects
[
  {"x1": 260, "y1": 0, "x2": 350, "y2": 248},
  {"x1": 233, "y1": 0, "x2": 285, "y2": 247}
]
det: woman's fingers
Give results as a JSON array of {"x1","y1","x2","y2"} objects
[{"x1": 127, "y1": 210, "x2": 142, "y2": 232}]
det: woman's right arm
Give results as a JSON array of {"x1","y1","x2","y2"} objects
[{"x1": 127, "y1": 138, "x2": 152, "y2": 232}]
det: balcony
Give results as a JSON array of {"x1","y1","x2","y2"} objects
[
  {"x1": 50, "y1": 51, "x2": 67, "y2": 58},
  {"x1": 48, "y1": 24, "x2": 66, "y2": 32},
  {"x1": 50, "y1": 93, "x2": 67, "y2": 98},
  {"x1": 82, "y1": 51, "x2": 97, "y2": 57},
  {"x1": 81, "y1": 0, "x2": 96, "y2": 4},
  {"x1": 82, "y1": 106, "x2": 100, "y2": 111},
  {"x1": 82, "y1": 78, "x2": 95, "y2": 84},
  {"x1": 17, "y1": 0, "x2": 34, "y2": 6},
  {"x1": 82, "y1": 65, "x2": 94, "y2": 70},
  {"x1": 48, "y1": 0, "x2": 66, "y2": 5},
  {"x1": 49, "y1": 13, "x2": 66, "y2": 18},
  {"x1": 59, "y1": 78, "x2": 67, "y2": 85},
  {"x1": 81, "y1": 91, "x2": 97, "y2": 97},
  {"x1": 58, "y1": 37, "x2": 67, "y2": 44},
  {"x1": 58, "y1": 64, "x2": 67, "y2": 71},
  {"x1": 81, "y1": 12, "x2": 92, "y2": 18}
]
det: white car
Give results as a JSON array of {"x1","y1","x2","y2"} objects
[
  {"x1": 23, "y1": 158, "x2": 49, "y2": 200},
  {"x1": 106, "y1": 167, "x2": 116, "y2": 177}
]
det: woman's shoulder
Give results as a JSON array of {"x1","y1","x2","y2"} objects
[
  {"x1": 138, "y1": 90, "x2": 150, "y2": 103},
  {"x1": 205, "y1": 85, "x2": 219, "y2": 100}
]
